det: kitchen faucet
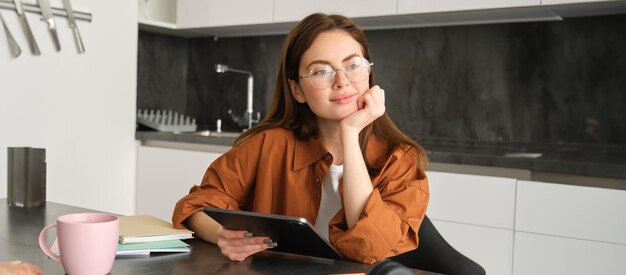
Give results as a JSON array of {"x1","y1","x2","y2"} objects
[{"x1": 215, "y1": 64, "x2": 260, "y2": 130}]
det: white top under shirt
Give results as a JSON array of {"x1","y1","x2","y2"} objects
[{"x1": 314, "y1": 164, "x2": 343, "y2": 241}]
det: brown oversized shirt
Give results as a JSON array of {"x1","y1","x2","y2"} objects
[{"x1": 172, "y1": 127, "x2": 429, "y2": 264}]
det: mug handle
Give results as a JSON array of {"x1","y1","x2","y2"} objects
[{"x1": 38, "y1": 223, "x2": 62, "y2": 263}]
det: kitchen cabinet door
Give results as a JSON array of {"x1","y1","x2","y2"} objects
[
  {"x1": 516, "y1": 180, "x2": 626, "y2": 245},
  {"x1": 397, "y1": 0, "x2": 540, "y2": 14},
  {"x1": 543, "y1": 0, "x2": 618, "y2": 4},
  {"x1": 513, "y1": 232, "x2": 626, "y2": 275},
  {"x1": 176, "y1": 0, "x2": 274, "y2": 28},
  {"x1": 426, "y1": 171, "x2": 517, "y2": 229},
  {"x1": 136, "y1": 145, "x2": 221, "y2": 222},
  {"x1": 138, "y1": 0, "x2": 177, "y2": 25},
  {"x1": 432, "y1": 220, "x2": 514, "y2": 275},
  {"x1": 273, "y1": 0, "x2": 397, "y2": 23}
]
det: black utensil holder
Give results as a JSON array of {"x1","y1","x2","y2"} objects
[{"x1": 7, "y1": 147, "x2": 46, "y2": 207}]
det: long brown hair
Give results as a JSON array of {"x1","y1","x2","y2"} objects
[{"x1": 235, "y1": 13, "x2": 428, "y2": 171}]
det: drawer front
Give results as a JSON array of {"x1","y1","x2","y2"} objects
[
  {"x1": 542, "y1": 0, "x2": 612, "y2": 4},
  {"x1": 516, "y1": 180, "x2": 626, "y2": 245},
  {"x1": 177, "y1": 0, "x2": 274, "y2": 28},
  {"x1": 426, "y1": 171, "x2": 517, "y2": 229},
  {"x1": 398, "y1": 0, "x2": 539, "y2": 14},
  {"x1": 433, "y1": 220, "x2": 514, "y2": 275},
  {"x1": 513, "y1": 232, "x2": 626, "y2": 275},
  {"x1": 137, "y1": 146, "x2": 221, "y2": 221},
  {"x1": 274, "y1": 0, "x2": 396, "y2": 23}
]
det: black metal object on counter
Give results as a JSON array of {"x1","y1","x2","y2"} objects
[{"x1": 7, "y1": 147, "x2": 46, "y2": 208}]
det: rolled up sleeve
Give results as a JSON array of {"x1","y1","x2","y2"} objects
[
  {"x1": 172, "y1": 165, "x2": 242, "y2": 229},
  {"x1": 172, "y1": 136, "x2": 263, "y2": 229},
  {"x1": 329, "y1": 149, "x2": 429, "y2": 263}
]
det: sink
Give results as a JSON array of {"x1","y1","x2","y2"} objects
[
  {"x1": 192, "y1": 131, "x2": 240, "y2": 138},
  {"x1": 503, "y1": 152, "x2": 542, "y2": 158}
]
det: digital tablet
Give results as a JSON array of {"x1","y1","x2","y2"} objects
[{"x1": 203, "y1": 207, "x2": 343, "y2": 260}]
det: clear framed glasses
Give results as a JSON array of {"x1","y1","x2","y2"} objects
[{"x1": 299, "y1": 56, "x2": 373, "y2": 89}]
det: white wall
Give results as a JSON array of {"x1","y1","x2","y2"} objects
[{"x1": 0, "y1": 0, "x2": 137, "y2": 215}]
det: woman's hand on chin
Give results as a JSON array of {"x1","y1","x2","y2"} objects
[{"x1": 339, "y1": 85, "x2": 385, "y2": 137}]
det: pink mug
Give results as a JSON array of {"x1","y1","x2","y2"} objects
[{"x1": 39, "y1": 213, "x2": 119, "y2": 275}]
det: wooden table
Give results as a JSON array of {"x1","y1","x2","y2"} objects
[{"x1": 0, "y1": 199, "x2": 434, "y2": 274}]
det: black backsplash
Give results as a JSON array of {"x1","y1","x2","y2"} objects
[{"x1": 137, "y1": 14, "x2": 626, "y2": 145}]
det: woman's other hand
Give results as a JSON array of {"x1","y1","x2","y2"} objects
[
  {"x1": 340, "y1": 85, "x2": 385, "y2": 136},
  {"x1": 216, "y1": 226, "x2": 277, "y2": 261},
  {"x1": 0, "y1": 261, "x2": 42, "y2": 275}
]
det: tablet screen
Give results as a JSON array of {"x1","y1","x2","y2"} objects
[{"x1": 203, "y1": 207, "x2": 343, "y2": 260}]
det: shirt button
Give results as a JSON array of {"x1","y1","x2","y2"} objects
[
  {"x1": 324, "y1": 154, "x2": 331, "y2": 160},
  {"x1": 315, "y1": 178, "x2": 320, "y2": 183}
]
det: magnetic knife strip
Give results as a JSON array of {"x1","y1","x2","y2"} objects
[
  {"x1": 0, "y1": 0, "x2": 92, "y2": 22},
  {"x1": 0, "y1": 0, "x2": 91, "y2": 57}
]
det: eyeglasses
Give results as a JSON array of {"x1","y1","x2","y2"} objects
[{"x1": 299, "y1": 56, "x2": 373, "y2": 89}]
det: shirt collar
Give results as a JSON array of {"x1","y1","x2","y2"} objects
[
  {"x1": 292, "y1": 134, "x2": 388, "y2": 171},
  {"x1": 293, "y1": 135, "x2": 329, "y2": 171}
]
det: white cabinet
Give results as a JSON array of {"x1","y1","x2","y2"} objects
[
  {"x1": 138, "y1": 0, "x2": 273, "y2": 29},
  {"x1": 138, "y1": 0, "x2": 177, "y2": 26},
  {"x1": 516, "y1": 180, "x2": 626, "y2": 245},
  {"x1": 425, "y1": 171, "x2": 517, "y2": 274},
  {"x1": 273, "y1": 0, "x2": 397, "y2": 23},
  {"x1": 433, "y1": 220, "x2": 514, "y2": 275},
  {"x1": 426, "y1": 171, "x2": 517, "y2": 229},
  {"x1": 136, "y1": 145, "x2": 222, "y2": 222},
  {"x1": 542, "y1": 0, "x2": 626, "y2": 18},
  {"x1": 176, "y1": 0, "x2": 273, "y2": 28},
  {"x1": 513, "y1": 232, "x2": 626, "y2": 275},
  {"x1": 138, "y1": 0, "x2": 626, "y2": 36},
  {"x1": 542, "y1": 0, "x2": 618, "y2": 4},
  {"x1": 397, "y1": 0, "x2": 540, "y2": 14},
  {"x1": 514, "y1": 180, "x2": 626, "y2": 275},
  {"x1": 427, "y1": 174, "x2": 626, "y2": 275}
]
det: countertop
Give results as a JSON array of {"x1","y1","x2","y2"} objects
[
  {"x1": 136, "y1": 131, "x2": 626, "y2": 181},
  {"x1": 420, "y1": 139, "x2": 626, "y2": 180}
]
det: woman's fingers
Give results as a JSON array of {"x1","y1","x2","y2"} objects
[
  {"x1": 219, "y1": 236, "x2": 271, "y2": 247},
  {"x1": 369, "y1": 86, "x2": 385, "y2": 112},
  {"x1": 341, "y1": 85, "x2": 386, "y2": 135},
  {"x1": 216, "y1": 227, "x2": 277, "y2": 261},
  {"x1": 221, "y1": 240, "x2": 276, "y2": 261},
  {"x1": 222, "y1": 241, "x2": 272, "y2": 255},
  {"x1": 225, "y1": 246, "x2": 269, "y2": 262},
  {"x1": 359, "y1": 86, "x2": 386, "y2": 117},
  {"x1": 216, "y1": 226, "x2": 250, "y2": 239},
  {"x1": 20, "y1": 263, "x2": 42, "y2": 275},
  {"x1": 0, "y1": 262, "x2": 42, "y2": 275}
]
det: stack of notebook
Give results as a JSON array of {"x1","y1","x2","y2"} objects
[{"x1": 117, "y1": 215, "x2": 194, "y2": 256}]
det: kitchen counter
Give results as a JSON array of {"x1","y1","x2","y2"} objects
[
  {"x1": 136, "y1": 131, "x2": 626, "y2": 189},
  {"x1": 420, "y1": 139, "x2": 626, "y2": 179},
  {"x1": 137, "y1": 130, "x2": 236, "y2": 147}
]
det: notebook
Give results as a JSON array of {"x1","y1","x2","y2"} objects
[
  {"x1": 51, "y1": 239, "x2": 190, "y2": 256},
  {"x1": 116, "y1": 239, "x2": 190, "y2": 256},
  {"x1": 118, "y1": 215, "x2": 193, "y2": 244},
  {"x1": 203, "y1": 207, "x2": 343, "y2": 260}
]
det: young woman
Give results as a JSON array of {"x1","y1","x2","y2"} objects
[{"x1": 172, "y1": 13, "x2": 429, "y2": 264}]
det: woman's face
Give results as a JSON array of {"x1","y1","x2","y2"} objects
[{"x1": 289, "y1": 30, "x2": 370, "y2": 122}]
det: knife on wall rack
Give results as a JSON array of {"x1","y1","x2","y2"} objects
[
  {"x1": 12, "y1": 0, "x2": 40, "y2": 55},
  {"x1": 0, "y1": 11, "x2": 21, "y2": 57},
  {"x1": 62, "y1": 0, "x2": 83, "y2": 53},
  {"x1": 37, "y1": 0, "x2": 60, "y2": 51}
]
